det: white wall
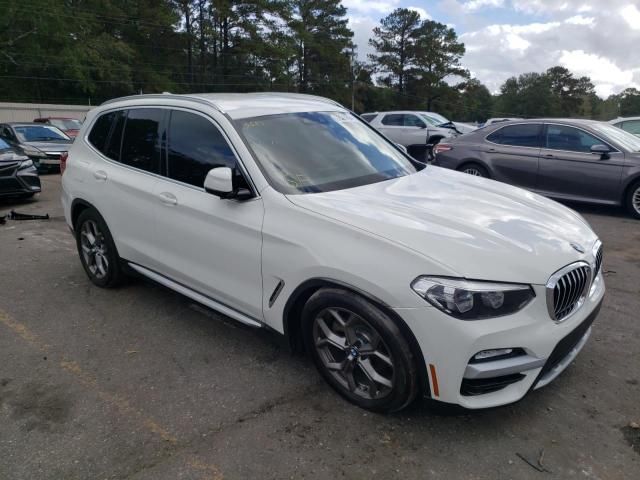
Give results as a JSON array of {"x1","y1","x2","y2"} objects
[{"x1": 0, "y1": 102, "x2": 92, "y2": 123}]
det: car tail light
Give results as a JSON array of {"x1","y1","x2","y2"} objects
[
  {"x1": 60, "y1": 151, "x2": 68, "y2": 175},
  {"x1": 434, "y1": 144, "x2": 453, "y2": 155}
]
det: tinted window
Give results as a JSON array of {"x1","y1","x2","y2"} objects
[
  {"x1": 167, "y1": 110, "x2": 237, "y2": 188},
  {"x1": 360, "y1": 114, "x2": 376, "y2": 123},
  {"x1": 545, "y1": 125, "x2": 602, "y2": 153},
  {"x1": 120, "y1": 108, "x2": 163, "y2": 173},
  {"x1": 382, "y1": 114, "x2": 403, "y2": 126},
  {"x1": 0, "y1": 138, "x2": 10, "y2": 149},
  {"x1": 404, "y1": 115, "x2": 425, "y2": 128},
  {"x1": 88, "y1": 112, "x2": 117, "y2": 153},
  {"x1": 488, "y1": 124, "x2": 542, "y2": 147},
  {"x1": 105, "y1": 111, "x2": 126, "y2": 161},
  {"x1": 622, "y1": 120, "x2": 640, "y2": 135}
]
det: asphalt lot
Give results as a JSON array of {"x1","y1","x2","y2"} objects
[{"x1": 1, "y1": 174, "x2": 639, "y2": 480}]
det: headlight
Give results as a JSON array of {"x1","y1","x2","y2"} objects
[
  {"x1": 22, "y1": 146, "x2": 46, "y2": 158},
  {"x1": 411, "y1": 276, "x2": 535, "y2": 320},
  {"x1": 18, "y1": 159, "x2": 34, "y2": 169}
]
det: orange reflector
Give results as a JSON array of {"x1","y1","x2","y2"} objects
[{"x1": 429, "y1": 363, "x2": 440, "y2": 397}]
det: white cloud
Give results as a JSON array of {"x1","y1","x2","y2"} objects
[
  {"x1": 621, "y1": 4, "x2": 640, "y2": 30},
  {"x1": 407, "y1": 6, "x2": 431, "y2": 19},
  {"x1": 457, "y1": 5, "x2": 640, "y2": 97},
  {"x1": 558, "y1": 50, "x2": 639, "y2": 97},
  {"x1": 343, "y1": 0, "x2": 400, "y2": 15},
  {"x1": 463, "y1": 0, "x2": 505, "y2": 11}
]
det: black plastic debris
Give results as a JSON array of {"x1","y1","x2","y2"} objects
[{"x1": 0, "y1": 210, "x2": 50, "y2": 223}]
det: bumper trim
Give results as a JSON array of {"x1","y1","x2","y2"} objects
[
  {"x1": 533, "y1": 326, "x2": 591, "y2": 390},
  {"x1": 464, "y1": 354, "x2": 545, "y2": 379}
]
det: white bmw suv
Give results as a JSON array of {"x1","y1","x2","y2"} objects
[{"x1": 62, "y1": 93, "x2": 605, "y2": 412}]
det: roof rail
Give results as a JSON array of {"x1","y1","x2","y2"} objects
[
  {"x1": 253, "y1": 92, "x2": 345, "y2": 108},
  {"x1": 100, "y1": 93, "x2": 224, "y2": 112}
]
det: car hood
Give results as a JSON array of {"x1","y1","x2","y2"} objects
[
  {"x1": 0, "y1": 149, "x2": 28, "y2": 162},
  {"x1": 23, "y1": 141, "x2": 72, "y2": 152},
  {"x1": 286, "y1": 167, "x2": 598, "y2": 284}
]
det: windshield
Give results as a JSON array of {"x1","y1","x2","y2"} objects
[
  {"x1": 237, "y1": 111, "x2": 418, "y2": 194},
  {"x1": 0, "y1": 138, "x2": 10, "y2": 149},
  {"x1": 49, "y1": 119, "x2": 82, "y2": 130},
  {"x1": 418, "y1": 114, "x2": 442, "y2": 127},
  {"x1": 14, "y1": 125, "x2": 70, "y2": 142},
  {"x1": 424, "y1": 112, "x2": 449, "y2": 124},
  {"x1": 592, "y1": 123, "x2": 640, "y2": 152}
]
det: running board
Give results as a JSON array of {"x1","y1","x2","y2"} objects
[{"x1": 128, "y1": 263, "x2": 262, "y2": 328}]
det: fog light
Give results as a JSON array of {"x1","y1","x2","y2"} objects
[{"x1": 473, "y1": 348, "x2": 514, "y2": 361}]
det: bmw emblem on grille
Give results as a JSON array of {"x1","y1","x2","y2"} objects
[{"x1": 570, "y1": 242, "x2": 585, "y2": 253}]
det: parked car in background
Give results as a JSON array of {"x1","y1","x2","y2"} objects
[
  {"x1": 0, "y1": 122, "x2": 72, "y2": 172},
  {"x1": 63, "y1": 93, "x2": 605, "y2": 412},
  {"x1": 610, "y1": 117, "x2": 640, "y2": 137},
  {"x1": 34, "y1": 117, "x2": 83, "y2": 138},
  {"x1": 433, "y1": 119, "x2": 640, "y2": 218},
  {"x1": 361, "y1": 111, "x2": 454, "y2": 161},
  {"x1": 0, "y1": 137, "x2": 41, "y2": 198}
]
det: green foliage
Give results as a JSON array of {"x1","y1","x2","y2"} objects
[{"x1": 1, "y1": 1, "x2": 637, "y2": 123}]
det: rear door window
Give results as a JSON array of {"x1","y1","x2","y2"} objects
[
  {"x1": 381, "y1": 114, "x2": 404, "y2": 126},
  {"x1": 166, "y1": 110, "x2": 237, "y2": 188},
  {"x1": 545, "y1": 124, "x2": 604, "y2": 153},
  {"x1": 104, "y1": 111, "x2": 126, "y2": 161},
  {"x1": 88, "y1": 112, "x2": 116, "y2": 153},
  {"x1": 120, "y1": 108, "x2": 163, "y2": 174},
  {"x1": 487, "y1": 124, "x2": 542, "y2": 147}
]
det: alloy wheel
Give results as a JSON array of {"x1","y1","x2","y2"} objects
[
  {"x1": 313, "y1": 307, "x2": 395, "y2": 400},
  {"x1": 463, "y1": 167, "x2": 482, "y2": 176},
  {"x1": 80, "y1": 220, "x2": 109, "y2": 279},
  {"x1": 633, "y1": 185, "x2": 640, "y2": 215}
]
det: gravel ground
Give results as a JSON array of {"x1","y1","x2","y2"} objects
[{"x1": 1, "y1": 174, "x2": 638, "y2": 479}]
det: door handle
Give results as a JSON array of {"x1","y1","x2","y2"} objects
[
  {"x1": 544, "y1": 153, "x2": 554, "y2": 158},
  {"x1": 158, "y1": 192, "x2": 178, "y2": 206},
  {"x1": 93, "y1": 170, "x2": 108, "y2": 181}
]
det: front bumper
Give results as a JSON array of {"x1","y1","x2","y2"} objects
[
  {"x1": 0, "y1": 162, "x2": 41, "y2": 196},
  {"x1": 394, "y1": 271, "x2": 605, "y2": 408}
]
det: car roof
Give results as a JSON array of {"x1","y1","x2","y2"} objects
[
  {"x1": 34, "y1": 117, "x2": 79, "y2": 120},
  {"x1": 489, "y1": 118, "x2": 602, "y2": 126},
  {"x1": 3, "y1": 122, "x2": 55, "y2": 127},
  {"x1": 101, "y1": 92, "x2": 345, "y2": 119}
]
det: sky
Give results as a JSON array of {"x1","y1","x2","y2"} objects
[{"x1": 344, "y1": 0, "x2": 640, "y2": 98}]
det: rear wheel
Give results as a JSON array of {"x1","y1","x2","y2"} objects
[
  {"x1": 458, "y1": 163, "x2": 489, "y2": 178},
  {"x1": 302, "y1": 288, "x2": 418, "y2": 412},
  {"x1": 625, "y1": 180, "x2": 640, "y2": 219},
  {"x1": 75, "y1": 208, "x2": 124, "y2": 287}
]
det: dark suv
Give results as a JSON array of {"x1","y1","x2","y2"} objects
[{"x1": 433, "y1": 119, "x2": 640, "y2": 218}]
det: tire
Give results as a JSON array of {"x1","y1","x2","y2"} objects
[
  {"x1": 75, "y1": 208, "x2": 125, "y2": 288},
  {"x1": 625, "y1": 180, "x2": 640, "y2": 219},
  {"x1": 458, "y1": 162, "x2": 489, "y2": 178},
  {"x1": 302, "y1": 288, "x2": 418, "y2": 413}
]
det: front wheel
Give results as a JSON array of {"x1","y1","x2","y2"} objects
[
  {"x1": 625, "y1": 181, "x2": 640, "y2": 219},
  {"x1": 302, "y1": 288, "x2": 418, "y2": 412}
]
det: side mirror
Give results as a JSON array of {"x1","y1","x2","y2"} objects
[
  {"x1": 204, "y1": 167, "x2": 253, "y2": 200},
  {"x1": 590, "y1": 144, "x2": 611, "y2": 159},
  {"x1": 419, "y1": 124, "x2": 427, "y2": 129}
]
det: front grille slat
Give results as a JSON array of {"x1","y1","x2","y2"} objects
[
  {"x1": 550, "y1": 264, "x2": 591, "y2": 321},
  {"x1": 594, "y1": 245, "x2": 603, "y2": 274}
]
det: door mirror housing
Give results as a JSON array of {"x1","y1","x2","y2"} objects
[
  {"x1": 204, "y1": 167, "x2": 254, "y2": 200},
  {"x1": 590, "y1": 144, "x2": 611, "y2": 159}
]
